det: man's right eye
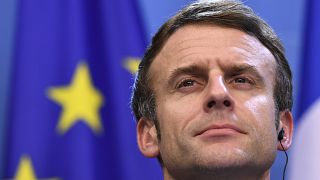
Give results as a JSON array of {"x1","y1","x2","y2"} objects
[{"x1": 177, "y1": 79, "x2": 195, "y2": 89}]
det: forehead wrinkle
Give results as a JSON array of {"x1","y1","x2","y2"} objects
[
  {"x1": 237, "y1": 34, "x2": 273, "y2": 60},
  {"x1": 231, "y1": 47, "x2": 255, "y2": 60},
  {"x1": 164, "y1": 34, "x2": 215, "y2": 57},
  {"x1": 169, "y1": 63, "x2": 209, "y2": 78},
  {"x1": 236, "y1": 36, "x2": 277, "y2": 74},
  {"x1": 222, "y1": 63, "x2": 256, "y2": 72},
  {"x1": 172, "y1": 46, "x2": 212, "y2": 63}
]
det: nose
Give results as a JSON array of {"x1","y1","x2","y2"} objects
[{"x1": 204, "y1": 76, "x2": 234, "y2": 112}]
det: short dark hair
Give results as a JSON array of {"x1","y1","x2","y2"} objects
[{"x1": 131, "y1": 0, "x2": 292, "y2": 130}]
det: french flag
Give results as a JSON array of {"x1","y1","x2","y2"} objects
[{"x1": 290, "y1": 0, "x2": 320, "y2": 179}]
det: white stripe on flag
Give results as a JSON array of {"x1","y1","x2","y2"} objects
[{"x1": 290, "y1": 98, "x2": 320, "y2": 179}]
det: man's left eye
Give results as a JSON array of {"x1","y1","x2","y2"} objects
[{"x1": 234, "y1": 77, "x2": 250, "y2": 84}]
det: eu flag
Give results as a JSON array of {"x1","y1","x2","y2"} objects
[
  {"x1": 290, "y1": 0, "x2": 320, "y2": 179},
  {"x1": 3, "y1": 0, "x2": 162, "y2": 179}
]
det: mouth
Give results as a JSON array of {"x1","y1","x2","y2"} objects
[{"x1": 195, "y1": 124, "x2": 247, "y2": 138}]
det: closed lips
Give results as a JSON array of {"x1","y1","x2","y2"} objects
[{"x1": 195, "y1": 124, "x2": 247, "y2": 137}]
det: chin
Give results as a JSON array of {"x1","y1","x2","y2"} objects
[
  {"x1": 194, "y1": 147, "x2": 253, "y2": 168},
  {"x1": 190, "y1": 147, "x2": 275, "y2": 177}
]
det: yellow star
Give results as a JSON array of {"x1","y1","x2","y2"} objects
[
  {"x1": 48, "y1": 62, "x2": 104, "y2": 135},
  {"x1": 123, "y1": 57, "x2": 141, "y2": 74},
  {"x1": 13, "y1": 155, "x2": 60, "y2": 180},
  {"x1": 14, "y1": 156, "x2": 37, "y2": 180}
]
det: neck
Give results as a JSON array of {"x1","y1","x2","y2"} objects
[{"x1": 163, "y1": 167, "x2": 271, "y2": 180}]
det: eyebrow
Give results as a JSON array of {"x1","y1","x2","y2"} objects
[
  {"x1": 167, "y1": 64, "x2": 208, "y2": 86},
  {"x1": 225, "y1": 64, "x2": 257, "y2": 75},
  {"x1": 224, "y1": 64, "x2": 264, "y2": 83}
]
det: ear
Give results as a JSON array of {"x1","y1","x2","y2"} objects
[
  {"x1": 136, "y1": 117, "x2": 159, "y2": 158},
  {"x1": 277, "y1": 110, "x2": 294, "y2": 151}
]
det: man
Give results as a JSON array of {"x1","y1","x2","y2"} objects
[{"x1": 131, "y1": 0, "x2": 294, "y2": 179}]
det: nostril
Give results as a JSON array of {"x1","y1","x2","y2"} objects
[
  {"x1": 207, "y1": 101, "x2": 216, "y2": 108},
  {"x1": 223, "y1": 100, "x2": 231, "y2": 107}
]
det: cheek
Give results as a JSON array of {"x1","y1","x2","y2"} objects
[
  {"x1": 244, "y1": 95, "x2": 274, "y2": 119},
  {"x1": 156, "y1": 95, "x2": 202, "y2": 134},
  {"x1": 243, "y1": 95, "x2": 277, "y2": 139},
  {"x1": 155, "y1": 97, "x2": 203, "y2": 160}
]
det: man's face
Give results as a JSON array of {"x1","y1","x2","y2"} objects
[{"x1": 148, "y1": 24, "x2": 279, "y2": 177}]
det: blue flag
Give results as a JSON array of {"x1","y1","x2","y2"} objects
[
  {"x1": 3, "y1": 0, "x2": 162, "y2": 179},
  {"x1": 290, "y1": 0, "x2": 320, "y2": 179}
]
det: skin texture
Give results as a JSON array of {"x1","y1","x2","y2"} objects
[{"x1": 137, "y1": 24, "x2": 293, "y2": 180}]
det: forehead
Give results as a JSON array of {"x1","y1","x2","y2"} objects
[{"x1": 149, "y1": 24, "x2": 277, "y2": 84}]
